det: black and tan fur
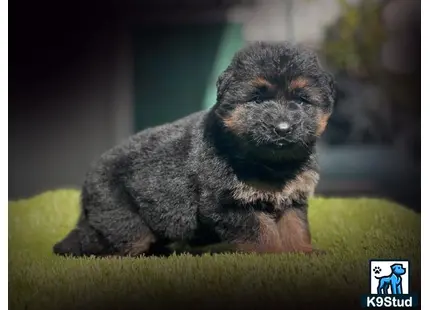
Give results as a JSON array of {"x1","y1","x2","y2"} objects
[{"x1": 53, "y1": 41, "x2": 336, "y2": 257}]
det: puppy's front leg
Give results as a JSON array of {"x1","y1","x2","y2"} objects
[
  {"x1": 205, "y1": 211, "x2": 284, "y2": 254},
  {"x1": 235, "y1": 212, "x2": 285, "y2": 254},
  {"x1": 277, "y1": 206, "x2": 324, "y2": 255},
  {"x1": 198, "y1": 206, "x2": 323, "y2": 255}
]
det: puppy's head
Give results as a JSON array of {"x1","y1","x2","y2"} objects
[{"x1": 213, "y1": 41, "x2": 336, "y2": 159}]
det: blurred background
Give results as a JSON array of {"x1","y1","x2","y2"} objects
[{"x1": 9, "y1": 0, "x2": 421, "y2": 210}]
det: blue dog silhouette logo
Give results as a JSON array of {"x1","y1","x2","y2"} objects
[
  {"x1": 369, "y1": 260, "x2": 410, "y2": 295},
  {"x1": 373, "y1": 263, "x2": 406, "y2": 294},
  {"x1": 362, "y1": 260, "x2": 418, "y2": 308}
]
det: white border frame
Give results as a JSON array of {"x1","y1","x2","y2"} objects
[
  {"x1": 3, "y1": 0, "x2": 9, "y2": 307},
  {"x1": 420, "y1": 0, "x2": 427, "y2": 307}
]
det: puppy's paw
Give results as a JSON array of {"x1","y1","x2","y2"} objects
[{"x1": 53, "y1": 229, "x2": 82, "y2": 257}]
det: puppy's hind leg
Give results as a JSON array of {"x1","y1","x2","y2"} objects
[
  {"x1": 81, "y1": 183, "x2": 158, "y2": 257},
  {"x1": 53, "y1": 228, "x2": 83, "y2": 257},
  {"x1": 53, "y1": 214, "x2": 112, "y2": 257}
]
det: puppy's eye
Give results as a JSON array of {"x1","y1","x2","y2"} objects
[
  {"x1": 296, "y1": 96, "x2": 312, "y2": 105},
  {"x1": 298, "y1": 98, "x2": 310, "y2": 105},
  {"x1": 252, "y1": 86, "x2": 272, "y2": 103},
  {"x1": 290, "y1": 89, "x2": 314, "y2": 105}
]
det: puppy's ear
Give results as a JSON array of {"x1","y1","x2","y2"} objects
[{"x1": 216, "y1": 67, "x2": 234, "y2": 101}]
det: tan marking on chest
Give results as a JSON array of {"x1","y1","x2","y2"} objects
[{"x1": 232, "y1": 170, "x2": 319, "y2": 206}]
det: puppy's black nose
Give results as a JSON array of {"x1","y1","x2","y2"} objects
[{"x1": 274, "y1": 122, "x2": 291, "y2": 136}]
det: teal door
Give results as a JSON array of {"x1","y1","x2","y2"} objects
[{"x1": 133, "y1": 23, "x2": 244, "y2": 132}]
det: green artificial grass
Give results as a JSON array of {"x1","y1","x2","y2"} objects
[{"x1": 9, "y1": 190, "x2": 421, "y2": 310}]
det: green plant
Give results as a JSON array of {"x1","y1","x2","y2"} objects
[{"x1": 320, "y1": 0, "x2": 386, "y2": 78}]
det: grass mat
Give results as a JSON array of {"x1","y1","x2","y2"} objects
[{"x1": 9, "y1": 189, "x2": 421, "y2": 310}]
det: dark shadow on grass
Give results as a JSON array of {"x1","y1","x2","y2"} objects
[{"x1": 22, "y1": 275, "x2": 422, "y2": 310}]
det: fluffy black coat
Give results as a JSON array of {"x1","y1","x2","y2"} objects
[{"x1": 53, "y1": 41, "x2": 336, "y2": 257}]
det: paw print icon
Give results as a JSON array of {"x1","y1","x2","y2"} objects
[{"x1": 373, "y1": 266, "x2": 382, "y2": 274}]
